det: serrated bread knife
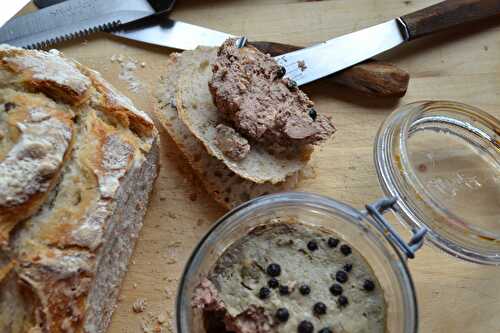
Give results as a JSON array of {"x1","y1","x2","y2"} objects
[
  {"x1": 8, "y1": 0, "x2": 233, "y2": 50},
  {"x1": 4, "y1": 0, "x2": 500, "y2": 87},
  {"x1": 0, "y1": 0, "x2": 175, "y2": 49}
]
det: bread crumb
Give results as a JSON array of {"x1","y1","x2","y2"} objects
[
  {"x1": 141, "y1": 62, "x2": 147, "y2": 68},
  {"x1": 133, "y1": 283, "x2": 138, "y2": 289},
  {"x1": 140, "y1": 312, "x2": 167, "y2": 333},
  {"x1": 157, "y1": 313, "x2": 166, "y2": 324},
  {"x1": 166, "y1": 258, "x2": 177, "y2": 265},
  {"x1": 168, "y1": 241, "x2": 182, "y2": 248},
  {"x1": 118, "y1": 59, "x2": 143, "y2": 93},
  {"x1": 132, "y1": 298, "x2": 147, "y2": 313},
  {"x1": 164, "y1": 288, "x2": 171, "y2": 299},
  {"x1": 300, "y1": 165, "x2": 316, "y2": 180}
]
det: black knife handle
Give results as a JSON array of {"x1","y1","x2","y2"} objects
[
  {"x1": 34, "y1": 0, "x2": 176, "y2": 13},
  {"x1": 33, "y1": 0, "x2": 65, "y2": 8},
  {"x1": 148, "y1": 0, "x2": 176, "y2": 14}
]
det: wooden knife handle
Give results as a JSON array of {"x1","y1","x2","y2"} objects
[
  {"x1": 249, "y1": 41, "x2": 410, "y2": 97},
  {"x1": 400, "y1": 0, "x2": 500, "y2": 40}
]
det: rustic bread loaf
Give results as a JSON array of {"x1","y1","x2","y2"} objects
[
  {"x1": 0, "y1": 45, "x2": 159, "y2": 333},
  {"x1": 154, "y1": 48, "x2": 298, "y2": 209}
]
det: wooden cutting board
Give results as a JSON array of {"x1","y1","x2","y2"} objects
[{"x1": 22, "y1": 0, "x2": 500, "y2": 332}]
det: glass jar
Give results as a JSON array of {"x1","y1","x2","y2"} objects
[
  {"x1": 176, "y1": 101, "x2": 500, "y2": 333},
  {"x1": 375, "y1": 101, "x2": 500, "y2": 264}
]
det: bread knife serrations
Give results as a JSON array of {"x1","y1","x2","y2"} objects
[{"x1": 0, "y1": 0, "x2": 157, "y2": 49}]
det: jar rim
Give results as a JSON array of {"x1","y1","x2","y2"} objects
[
  {"x1": 374, "y1": 100, "x2": 500, "y2": 265},
  {"x1": 175, "y1": 192, "x2": 418, "y2": 333}
]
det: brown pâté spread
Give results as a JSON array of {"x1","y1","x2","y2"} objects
[
  {"x1": 214, "y1": 123, "x2": 251, "y2": 161},
  {"x1": 192, "y1": 222, "x2": 386, "y2": 333},
  {"x1": 209, "y1": 39, "x2": 335, "y2": 150}
]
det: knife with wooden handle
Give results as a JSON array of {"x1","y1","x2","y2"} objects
[
  {"x1": 277, "y1": 0, "x2": 500, "y2": 86},
  {"x1": 275, "y1": 0, "x2": 500, "y2": 85},
  {"x1": 31, "y1": 0, "x2": 410, "y2": 97}
]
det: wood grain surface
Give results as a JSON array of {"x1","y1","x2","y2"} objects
[{"x1": 21, "y1": 1, "x2": 500, "y2": 332}]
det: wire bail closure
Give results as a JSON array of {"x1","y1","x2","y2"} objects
[{"x1": 366, "y1": 197, "x2": 427, "y2": 259}]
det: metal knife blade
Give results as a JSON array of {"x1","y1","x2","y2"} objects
[
  {"x1": 276, "y1": 19, "x2": 408, "y2": 86},
  {"x1": 0, "y1": 0, "x2": 31, "y2": 28},
  {"x1": 0, "y1": 0, "x2": 162, "y2": 49},
  {"x1": 34, "y1": 0, "x2": 233, "y2": 50},
  {"x1": 113, "y1": 18, "x2": 235, "y2": 50}
]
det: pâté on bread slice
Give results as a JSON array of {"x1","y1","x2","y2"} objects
[
  {"x1": 154, "y1": 48, "x2": 298, "y2": 209},
  {"x1": 175, "y1": 47, "x2": 312, "y2": 185},
  {"x1": 155, "y1": 38, "x2": 335, "y2": 208}
]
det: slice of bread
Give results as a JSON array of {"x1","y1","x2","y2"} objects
[
  {"x1": 154, "y1": 48, "x2": 298, "y2": 209},
  {"x1": 175, "y1": 48, "x2": 310, "y2": 185}
]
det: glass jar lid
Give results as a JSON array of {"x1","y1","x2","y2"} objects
[{"x1": 375, "y1": 101, "x2": 500, "y2": 265}]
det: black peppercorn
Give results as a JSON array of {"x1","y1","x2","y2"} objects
[
  {"x1": 266, "y1": 263, "x2": 281, "y2": 277},
  {"x1": 307, "y1": 240, "x2": 318, "y2": 252},
  {"x1": 343, "y1": 263, "x2": 353, "y2": 272},
  {"x1": 313, "y1": 302, "x2": 327, "y2": 316},
  {"x1": 276, "y1": 66, "x2": 286, "y2": 79},
  {"x1": 268, "y1": 278, "x2": 279, "y2": 289},
  {"x1": 329, "y1": 283, "x2": 343, "y2": 296},
  {"x1": 299, "y1": 284, "x2": 311, "y2": 296},
  {"x1": 327, "y1": 237, "x2": 339, "y2": 248},
  {"x1": 308, "y1": 108, "x2": 317, "y2": 121},
  {"x1": 335, "y1": 270, "x2": 348, "y2": 284},
  {"x1": 4, "y1": 102, "x2": 16, "y2": 112},
  {"x1": 340, "y1": 244, "x2": 352, "y2": 256},
  {"x1": 363, "y1": 279, "x2": 375, "y2": 292},
  {"x1": 279, "y1": 285, "x2": 290, "y2": 295},
  {"x1": 297, "y1": 320, "x2": 314, "y2": 333},
  {"x1": 337, "y1": 295, "x2": 349, "y2": 307},
  {"x1": 275, "y1": 308, "x2": 290, "y2": 322},
  {"x1": 258, "y1": 287, "x2": 271, "y2": 300},
  {"x1": 318, "y1": 328, "x2": 333, "y2": 333}
]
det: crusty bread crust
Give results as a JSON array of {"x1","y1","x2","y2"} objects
[{"x1": 0, "y1": 45, "x2": 159, "y2": 333}]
